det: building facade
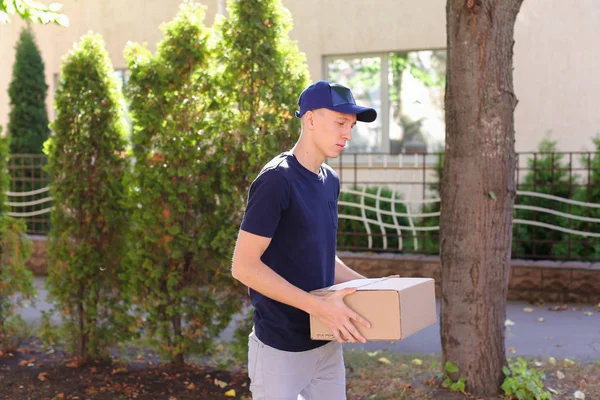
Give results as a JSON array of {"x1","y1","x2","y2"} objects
[{"x1": 1, "y1": 0, "x2": 599, "y2": 153}]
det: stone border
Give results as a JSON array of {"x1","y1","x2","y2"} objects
[
  {"x1": 25, "y1": 238, "x2": 600, "y2": 304},
  {"x1": 338, "y1": 251, "x2": 600, "y2": 304}
]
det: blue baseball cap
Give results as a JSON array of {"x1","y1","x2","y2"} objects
[{"x1": 295, "y1": 80, "x2": 377, "y2": 123}]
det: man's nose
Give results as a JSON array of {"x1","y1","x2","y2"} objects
[{"x1": 342, "y1": 128, "x2": 353, "y2": 141}]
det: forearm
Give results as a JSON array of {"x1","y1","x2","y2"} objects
[
  {"x1": 232, "y1": 259, "x2": 320, "y2": 315},
  {"x1": 334, "y1": 255, "x2": 366, "y2": 284}
]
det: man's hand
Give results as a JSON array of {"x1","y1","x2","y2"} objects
[{"x1": 311, "y1": 288, "x2": 371, "y2": 344}]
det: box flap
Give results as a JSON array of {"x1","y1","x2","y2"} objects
[{"x1": 313, "y1": 277, "x2": 434, "y2": 293}]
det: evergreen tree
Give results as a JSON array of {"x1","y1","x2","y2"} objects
[
  {"x1": 124, "y1": 2, "x2": 240, "y2": 367},
  {"x1": 8, "y1": 26, "x2": 50, "y2": 154},
  {"x1": 44, "y1": 33, "x2": 131, "y2": 362}
]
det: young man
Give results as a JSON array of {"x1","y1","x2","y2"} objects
[{"x1": 231, "y1": 80, "x2": 378, "y2": 399}]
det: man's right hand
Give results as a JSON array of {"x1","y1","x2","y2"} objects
[{"x1": 311, "y1": 288, "x2": 371, "y2": 344}]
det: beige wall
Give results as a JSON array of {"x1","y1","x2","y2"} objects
[
  {"x1": 284, "y1": 0, "x2": 446, "y2": 79},
  {"x1": 513, "y1": 0, "x2": 600, "y2": 152},
  {"x1": 0, "y1": 0, "x2": 220, "y2": 133},
  {"x1": 1, "y1": 0, "x2": 599, "y2": 152}
]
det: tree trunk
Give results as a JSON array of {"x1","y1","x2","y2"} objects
[
  {"x1": 172, "y1": 314, "x2": 185, "y2": 368},
  {"x1": 78, "y1": 290, "x2": 86, "y2": 361},
  {"x1": 440, "y1": 0, "x2": 522, "y2": 396}
]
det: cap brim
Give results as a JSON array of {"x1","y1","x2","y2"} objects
[{"x1": 330, "y1": 104, "x2": 378, "y2": 123}]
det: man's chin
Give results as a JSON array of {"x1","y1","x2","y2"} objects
[{"x1": 328, "y1": 148, "x2": 345, "y2": 159}]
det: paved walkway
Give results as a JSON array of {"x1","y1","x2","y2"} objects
[{"x1": 18, "y1": 278, "x2": 600, "y2": 362}]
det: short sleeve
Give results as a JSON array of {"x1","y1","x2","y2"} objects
[{"x1": 241, "y1": 169, "x2": 290, "y2": 238}]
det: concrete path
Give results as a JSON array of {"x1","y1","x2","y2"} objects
[
  {"x1": 344, "y1": 300, "x2": 600, "y2": 362},
  {"x1": 17, "y1": 278, "x2": 600, "y2": 362}
]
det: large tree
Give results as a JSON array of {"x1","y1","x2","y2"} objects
[{"x1": 439, "y1": 0, "x2": 523, "y2": 396}]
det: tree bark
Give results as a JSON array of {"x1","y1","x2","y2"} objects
[
  {"x1": 172, "y1": 314, "x2": 185, "y2": 368},
  {"x1": 440, "y1": 0, "x2": 522, "y2": 396}
]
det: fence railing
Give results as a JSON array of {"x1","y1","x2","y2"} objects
[
  {"x1": 5, "y1": 152, "x2": 600, "y2": 260},
  {"x1": 6, "y1": 154, "x2": 51, "y2": 234},
  {"x1": 330, "y1": 151, "x2": 600, "y2": 261}
]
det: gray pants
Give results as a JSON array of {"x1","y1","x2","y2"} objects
[{"x1": 248, "y1": 331, "x2": 346, "y2": 400}]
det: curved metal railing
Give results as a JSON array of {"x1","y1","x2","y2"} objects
[{"x1": 338, "y1": 188, "x2": 600, "y2": 250}]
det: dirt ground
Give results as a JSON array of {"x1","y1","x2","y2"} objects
[
  {"x1": 2, "y1": 341, "x2": 598, "y2": 400},
  {"x1": 0, "y1": 340, "x2": 251, "y2": 400}
]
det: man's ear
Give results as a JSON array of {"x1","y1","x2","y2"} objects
[{"x1": 305, "y1": 110, "x2": 316, "y2": 129}]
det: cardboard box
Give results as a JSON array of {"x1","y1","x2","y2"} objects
[{"x1": 309, "y1": 277, "x2": 436, "y2": 341}]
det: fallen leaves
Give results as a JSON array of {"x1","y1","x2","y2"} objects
[
  {"x1": 214, "y1": 378, "x2": 228, "y2": 388},
  {"x1": 38, "y1": 372, "x2": 49, "y2": 381},
  {"x1": 574, "y1": 390, "x2": 586, "y2": 399},
  {"x1": 548, "y1": 304, "x2": 569, "y2": 312},
  {"x1": 111, "y1": 367, "x2": 128, "y2": 375},
  {"x1": 523, "y1": 307, "x2": 534, "y2": 312},
  {"x1": 378, "y1": 357, "x2": 392, "y2": 365},
  {"x1": 66, "y1": 358, "x2": 84, "y2": 368},
  {"x1": 556, "y1": 370, "x2": 565, "y2": 380},
  {"x1": 19, "y1": 358, "x2": 36, "y2": 366},
  {"x1": 224, "y1": 389, "x2": 236, "y2": 397}
]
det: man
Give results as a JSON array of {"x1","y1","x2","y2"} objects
[{"x1": 231, "y1": 80, "x2": 378, "y2": 399}]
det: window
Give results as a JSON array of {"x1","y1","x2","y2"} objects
[{"x1": 325, "y1": 50, "x2": 446, "y2": 154}]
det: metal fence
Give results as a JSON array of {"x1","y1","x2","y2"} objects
[
  {"x1": 5, "y1": 152, "x2": 600, "y2": 260},
  {"x1": 329, "y1": 151, "x2": 600, "y2": 261},
  {"x1": 6, "y1": 154, "x2": 51, "y2": 234}
]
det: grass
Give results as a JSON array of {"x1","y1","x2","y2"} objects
[{"x1": 343, "y1": 349, "x2": 600, "y2": 400}]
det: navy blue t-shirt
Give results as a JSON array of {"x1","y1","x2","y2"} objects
[{"x1": 240, "y1": 151, "x2": 339, "y2": 352}]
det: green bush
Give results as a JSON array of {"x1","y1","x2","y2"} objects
[
  {"x1": 513, "y1": 139, "x2": 580, "y2": 259},
  {"x1": 0, "y1": 215, "x2": 35, "y2": 353},
  {"x1": 124, "y1": 2, "x2": 243, "y2": 367},
  {"x1": 442, "y1": 361, "x2": 466, "y2": 393},
  {"x1": 418, "y1": 152, "x2": 444, "y2": 254},
  {"x1": 0, "y1": 127, "x2": 35, "y2": 352},
  {"x1": 570, "y1": 136, "x2": 600, "y2": 259},
  {"x1": 337, "y1": 186, "x2": 416, "y2": 252},
  {"x1": 501, "y1": 358, "x2": 552, "y2": 400},
  {"x1": 0, "y1": 129, "x2": 8, "y2": 211},
  {"x1": 44, "y1": 33, "x2": 131, "y2": 362}
]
